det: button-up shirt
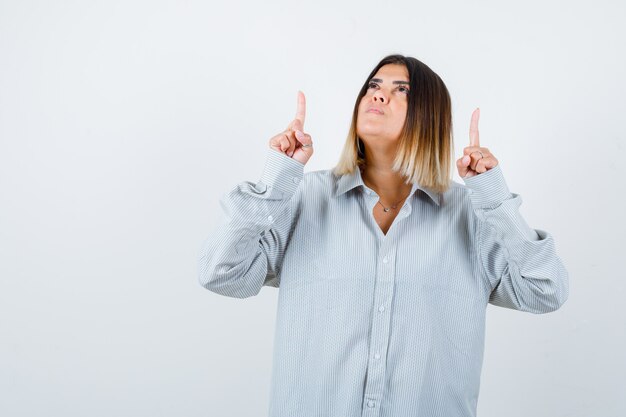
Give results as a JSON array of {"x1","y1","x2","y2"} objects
[{"x1": 198, "y1": 148, "x2": 569, "y2": 417}]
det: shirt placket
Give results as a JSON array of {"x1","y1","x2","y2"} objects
[
  {"x1": 360, "y1": 187, "x2": 413, "y2": 416},
  {"x1": 362, "y1": 239, "x2": 397, "y2": 416}
]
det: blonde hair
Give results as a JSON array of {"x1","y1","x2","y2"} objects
[{"x1": 332, "y1": 54, "x2": 454, "y2": 194}]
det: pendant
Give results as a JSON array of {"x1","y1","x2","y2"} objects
[{"x1": 384, "y1": 208, "x2": 390, "y2": 212}]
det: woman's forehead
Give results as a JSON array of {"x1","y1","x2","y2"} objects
[{"x1": 373, "y1": 64, "x2": 409, "y2": 81}]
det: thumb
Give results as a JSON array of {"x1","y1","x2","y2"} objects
[
  {"x1": 291, "y1": 118, "x2": 303, "y2": 133},
  {"x1": 457, "y1": 155, "x2": 471, "y2": 177}
]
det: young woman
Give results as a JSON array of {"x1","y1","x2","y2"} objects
[{"x1": 198, "y1": 54, "x2": 569, "y2": 417}]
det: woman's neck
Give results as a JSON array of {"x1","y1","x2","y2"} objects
[{"x1": 361, "y1": 163, "x2": 412, "y2": 203}]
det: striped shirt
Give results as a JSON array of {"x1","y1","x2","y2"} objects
[{"x1": 198, "y1": 147, "x2": 569, "y2": 417}]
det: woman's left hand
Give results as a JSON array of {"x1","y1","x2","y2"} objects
[{"x1": 456, "y1": 108, "x2": 499, "y2": 178}]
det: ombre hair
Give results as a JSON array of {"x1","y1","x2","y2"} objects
[{"x1": 332, "y1": 54, "x2": 454, "y2": 194}]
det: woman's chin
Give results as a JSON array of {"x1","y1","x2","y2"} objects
[{"x1": 356, "y1": 124, "x2": 386, "y2": 139}]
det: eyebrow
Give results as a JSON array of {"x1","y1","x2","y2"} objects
[{"x1": 370, "y1": 78, "x2": 410, "y2": 85}]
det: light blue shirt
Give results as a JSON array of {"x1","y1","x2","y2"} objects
[{"x1": 198, "y1": 148, "x2": 569, "y2": 417}]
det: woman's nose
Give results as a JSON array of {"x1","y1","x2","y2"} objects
[{"x1": 373, "y1": 90, "x2": 386, "y2": 103}]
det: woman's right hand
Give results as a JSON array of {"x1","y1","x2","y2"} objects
[{"x1": 268, "y1": 91, "x2": 314, "y2": 166}]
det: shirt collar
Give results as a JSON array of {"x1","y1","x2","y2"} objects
[{"x1": 335, "y1": 166, "x2": 441, "y2": 206}]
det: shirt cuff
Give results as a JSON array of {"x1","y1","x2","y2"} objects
[
  {"x1": 462, "y1": 164, "x2": 511, "y2": 209},
  {"x1": 259, "y1": 148, "x2": 305, "y2": 196}
]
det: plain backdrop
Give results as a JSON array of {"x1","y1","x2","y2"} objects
[{"x1": 1, "y1": 0, "x2": 624, "y2": 416}]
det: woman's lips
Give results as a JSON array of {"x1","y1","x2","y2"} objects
[{"x1": 366, "y1": 108, "x2": 384, "y2": 114}]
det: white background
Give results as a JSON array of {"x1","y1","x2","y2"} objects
[{"x1": 1, "y1": 0, "x2": 624, "y2": 416}]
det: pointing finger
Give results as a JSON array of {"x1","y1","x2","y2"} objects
[
  {"x1": 295, "y1": 90, "x2": 306, "y2": 127},
  {"x1": 469, "y1": 107, "x2": 480, "y2": 147}
]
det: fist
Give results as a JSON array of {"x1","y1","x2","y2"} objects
[{"x1": 269, "y1": 90, "x2": 314, "y2": 166}]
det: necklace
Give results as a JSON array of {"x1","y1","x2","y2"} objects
[{"x1": 377, "y1": 190, "x2": 412, "y2": 213}]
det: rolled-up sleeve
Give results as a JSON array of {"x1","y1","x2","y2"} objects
[
  {"x1": 463, "y1": 164, "x2": 569, "y2": 313},
  {"x1": 198, "y1": 148, "x2": 304, "y2": 298}
]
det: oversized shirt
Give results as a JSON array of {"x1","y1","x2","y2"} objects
[{"x1": 198, "y1": 147, "x2": 569, "y2": 417}]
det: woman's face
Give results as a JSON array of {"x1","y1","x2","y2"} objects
[{"x1": 356, "y1": 63, "x2": 410, "y2": 147}]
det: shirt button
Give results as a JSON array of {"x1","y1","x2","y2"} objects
[
  {"x1": 292, "y1": 177, "x2": 299, "y2": 183},
  {"x1": 367, "y1": 400, "x2": 375, "y2": 408},
  {"x1": 374, "y1": 353, "x2": 381, "y2": 359},
  {"x1": 378, "y1": 305, "x2": 385, "y2": 312},
  {"x1": 382, "y1": 257, "x2": 388, "y2": 263},
  {"x1": 267, "y1": 215, "x2": 274, "y2": 222}
]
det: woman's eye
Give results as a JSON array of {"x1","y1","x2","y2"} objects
[{"x1": 368, "y1": 82, "x2": 409, "y2": 94}]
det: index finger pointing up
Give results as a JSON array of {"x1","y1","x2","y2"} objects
[
  {"x1": 295, "y1": 90, "x2": 306, "y2": 127},
  {"x1": 469, "y1": 107, "x2": 480, "y2": 147}
]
